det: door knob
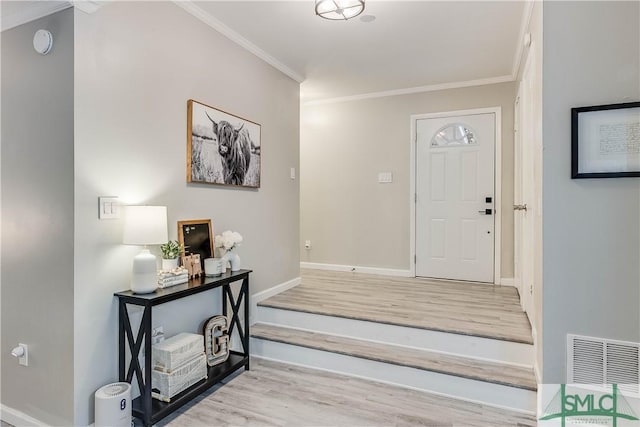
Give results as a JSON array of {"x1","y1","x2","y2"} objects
[
  {"x1": 478, "y1": 209, "x2": 492, "y2": 215},
  {"x1": 513, "y1": 204, "x2": 527, "y2": 211}
]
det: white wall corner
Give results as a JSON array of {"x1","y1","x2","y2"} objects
[
  {"x1": 70, "y1": 1, "x2": 105, "y2": 14},
  {"x1": 251, "y1": 276, "x2": 301, "y2": 323},
  {"x1": 531, "y1": 325, "x2": 541, "y2": 384},
  {"x1": 511, "y1": 1, "x2": 536, "y2": 80},
  {"x1": 300, "y1": 262, "x2": 412, "y2": 278},
  {"x1": 1, "y1": 404, "x2": 51, "y2": 427}
]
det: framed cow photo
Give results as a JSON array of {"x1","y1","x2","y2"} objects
[{"x1": 187, "y1": 99, "x2": 261, "y2": 188}]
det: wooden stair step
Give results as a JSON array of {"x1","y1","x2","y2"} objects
[
  {"x1": 250, "y1": 323, "x2": 537, "y2": 391},
  {"x1": 257, "y1": 269, "x2": 534, "y2": 344}
]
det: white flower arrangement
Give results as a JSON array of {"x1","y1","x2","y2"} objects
[{"x1": 215, "y1": 230, "x2": 243, "y2": 252}]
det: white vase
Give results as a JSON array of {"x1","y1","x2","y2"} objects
[
  {"x1": 229, "y1": 252, "x2": 241, "y2": 271},
  {"x1": 224, "y1": 250, "x2": 241, "y2": 272},
  {"x1": 162, "y1": 258, "x2": 179, "y2": 271}
]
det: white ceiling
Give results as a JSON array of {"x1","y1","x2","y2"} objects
[
  {"x1": 194, "y1": 1, "x2": 527, "y2": 102},
  {"x1": 2, "y1": 1, "x2": 528, "y2": 103},
  {"x1": 1, "y1": 1, "x2": 71, "y2": 32}
]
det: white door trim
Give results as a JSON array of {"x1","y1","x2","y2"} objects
[{"x1": 409, "y1": 107, "x2": 502, "y2": 284}]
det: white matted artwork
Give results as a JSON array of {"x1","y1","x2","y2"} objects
[
  {"x1": 572, "y1": 102, "x2": 640, "y2": 178},
  {"x1": 187, "y1": 99, "x2": 261, "y2": 188}
]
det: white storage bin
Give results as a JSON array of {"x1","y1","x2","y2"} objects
[
  {"x1": 152, "y1": 353, "x2": 207, "y2": 402},
  {"x1": 152, "y1": 332, "x2": 203, "y2": 373}
]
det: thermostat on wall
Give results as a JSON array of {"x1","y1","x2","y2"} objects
[{"x1": 33, "y1": 30, "x2": 53, "y2": 55}]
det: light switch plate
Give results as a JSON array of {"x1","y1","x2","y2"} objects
[
  {"x1": 290, "y1": 167, "x2": 296, "y2": 180},
  {"x1": 378, "y1": 172, "x2": 393, "y2": 183},
  {"x1": 99, "y1": 197, "x2": 120, "y2": 219}
]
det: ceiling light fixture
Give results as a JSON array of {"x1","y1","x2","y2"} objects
[{"x1": 315, "y1": 0, "x2": 365, "y2": 21}]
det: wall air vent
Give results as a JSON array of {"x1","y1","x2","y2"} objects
[{"x1": 567, "y1": 334, "x2": 640, "y2": 395}]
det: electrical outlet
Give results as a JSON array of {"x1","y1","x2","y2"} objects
[
  {"x1": 151, "y1": 326, "x2": 165, "y2": 345},
  {"x1": 304, "y1": 240, "x2": 311, "y2": 249},
  {"x1": 16, "y1": 343, "x2": 28, "y2": 366}
]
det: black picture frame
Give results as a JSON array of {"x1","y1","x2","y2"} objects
[
  {"x1": 177, "y1": 219, "x2": 214, "y2": 269},
  {"x1": 571, "y1": 101, "x2": 640, "y2": 179}
]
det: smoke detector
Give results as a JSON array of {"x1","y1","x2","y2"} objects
[{"x1": 33, "y1": 30, "x2": 53, "y2": 55}]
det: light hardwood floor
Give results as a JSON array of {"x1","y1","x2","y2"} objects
[
  {"x1": 259, "y1": 269, "x2": 533, "y2": 344},
  {"x1": 161, "y1": 359, "x2": 536, "y2": 427}
]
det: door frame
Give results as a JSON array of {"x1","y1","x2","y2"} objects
[{"x1": 409, "y1": 107, "x2": 502, "y2": 283}]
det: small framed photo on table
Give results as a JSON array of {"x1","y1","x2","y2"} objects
[
  {"x1": 572, "y1": 101, "x2": 640, "y2": 178},
  {"x1": 177, "y1": 219, "x2": 214, "y2": 270}
]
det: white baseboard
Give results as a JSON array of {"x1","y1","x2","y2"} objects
[
  {"x1": 252, "y1": 277, "x2": 301, "y2": 304},
  {"x1": 1, "y1": 404, "x2": 50, "y2": 427},
  {"x1": 500, "y1": 277, "x2": 515, "y2": 287},
  {"x1": 300, "y1": 262, "x2": 412, "y2": 278},
  {"x1": 250, "y1": 276, "x2": 301, "y2": 323}
]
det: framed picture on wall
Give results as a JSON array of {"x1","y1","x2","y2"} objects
[
  {"x1": 187, "y1": 99, "x2": 261, "y2": 188},
  {"x1": 571, "y1": 101, "x2": 640, "y2": 178},
  {"x1": 177, "y1": 219, "x2": 214, "y2": 269}
]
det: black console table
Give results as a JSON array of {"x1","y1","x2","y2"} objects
[{"x1": 114, "y1": 269, "x2": 251, "y2": 426}]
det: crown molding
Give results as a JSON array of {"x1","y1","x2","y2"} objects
[
  {"x1": 1, "y1": 1, "x2": 72, "y2": 32},
  {"x1": 172, "y1": 1, "x2": 305, "y2": 83},
  {"x1": 303, "y1": 75, "x2": 515, "y2": 106},
  {"x1": 511, "y1": 1, "x2": 536, "y2": 80}
]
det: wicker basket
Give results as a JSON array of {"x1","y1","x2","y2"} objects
[
  {"x1": 152, "y1": 353, "x2": 207, "y2": 402},
  {"x1": 152, "y1": 332, "x2": 204, "y2": 373}
]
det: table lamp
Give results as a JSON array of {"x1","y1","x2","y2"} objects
[{"x1": 123, "y1": 205, "x2": 168, "y2": 294}]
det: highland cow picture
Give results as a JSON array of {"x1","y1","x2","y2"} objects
[{"x1": 187, "y1": 99, "x2": 261, "y2": 188}]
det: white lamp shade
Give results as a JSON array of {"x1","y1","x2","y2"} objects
[{"x1": 123, "y1": 206, "x2": 168, "y2": 245}]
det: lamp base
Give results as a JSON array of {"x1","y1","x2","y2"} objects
[{"x1": 131, "y1": 249, "x2": 158, "y2": 294}]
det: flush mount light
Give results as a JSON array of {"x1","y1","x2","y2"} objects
[{"x1": 315, "y1": 0, "x2": 365, "y2": 21}]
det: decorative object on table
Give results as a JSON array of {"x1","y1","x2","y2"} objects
[
  {"x1": 157, "y1": 267, "x2": 189, "y2": 289},
  {"x1": 202, "y1": 315, "x2": 230, "y2": 367},
  {"x1": 151, "y1": 332, "x2": 207, "y2": 403},
  {"x1": 123, "y1": 206, "x2": 168, "y2": 294},
  {"x1": 187, "y1": 99, "x2": 261, "y2": 188},
  {"x1": 315, "y1": 0, "x2": 365, "y2": 20},
  {"x1": 160, "y1": 240, "x2": 184, "y2": 271},
  {"x1": 572, "y1": 101, "x2": 640, "y2": 178},
  {"x1": 152, "y1": 332, "x2": 204, "y2": 372},
  {"x1": 215, "y1": 230, "x2": 243, "y2": 272},
  {"x1": 204, "y1": 258, "x2": 224, "y2": 277},
  {"x1": 177, "y1": 219, "x2": 213, "y2": 271},
  {"x1": 181, "y1": 254, "x2": 202, "y2": 279},
  {"x1": 151, "y1": 353, "x2": 207, "y2": 403}
]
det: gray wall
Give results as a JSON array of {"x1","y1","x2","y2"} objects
[
  {"x1": 73, "y1": 2, "x2": 300, "y2": 424},
  {"x1": 542, "y1": 1, "x2": 640, "y2": 382},
  {"x1": 1, "y1": 9, "x2": 75, "y2": 425},
  {"x1": 301, "y1": 82, "x2": 517, "y2": 278}
]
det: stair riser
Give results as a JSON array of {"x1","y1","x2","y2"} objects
[
  {"x1": 251, "y1": 338, "x2": 537, "y2": 414},
  {"x1": 256, "y1": 305, "x2": 533, "y2": 366}
]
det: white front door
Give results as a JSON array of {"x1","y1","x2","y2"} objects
[{"x1": 415, "y1": 113, "x2": 496, "y2": 283}]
